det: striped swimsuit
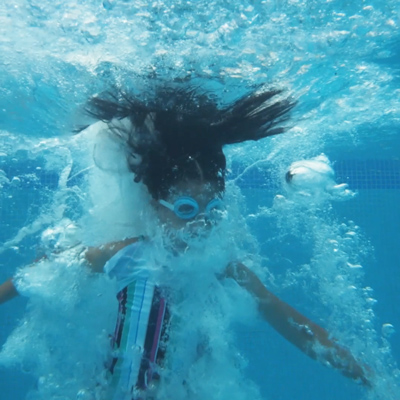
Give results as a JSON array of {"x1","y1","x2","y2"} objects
[{"x1": 104, "y1": 240, "x2": 169, "y2": 400}]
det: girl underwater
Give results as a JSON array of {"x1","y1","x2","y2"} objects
[{"x1": 0, "y1": 85, "x2": 371, "y2": 399}]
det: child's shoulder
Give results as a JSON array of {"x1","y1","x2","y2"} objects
[{"x1": 85, "y1": 236, "x2": 147, "y2": 273}]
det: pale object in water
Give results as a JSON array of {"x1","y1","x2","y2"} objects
[{"x1": 284, "y1": 154, "x2": 355, "y2": 202}]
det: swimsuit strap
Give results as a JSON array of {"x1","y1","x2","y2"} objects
[{"x1": 108, "y1": 281, "x2": 170, "y2": 400}]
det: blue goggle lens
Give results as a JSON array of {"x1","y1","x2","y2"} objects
[
  {"x1": 205, "y1": 198, "x2": 225, "y2": 220},
  {"x1": 174, "y1": 197, "x2": 199, "y2": 219},
  {"x1": 205, "y1": 198, "x2": 224, "y2": 212},
  {"x1": 160, "y1": 196, "x2": 225, "y2": 220}
]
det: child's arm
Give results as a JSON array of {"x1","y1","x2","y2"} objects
[
  {"x1": 225, "y1": 261, "x2": 371, "y2": 387},
  {"x1": 0, "y1": 278, "x2": 19, "y2": 305},
  {"x1": 84, "y1": 236, "x2": 143, "y2": 272},
  {"x1": 0, "y1": 236, "x2": 143, "y2": 304}
]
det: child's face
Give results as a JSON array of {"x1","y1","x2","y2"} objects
[{"x1": 155, "y1": 180, "x2": 224, "y2": 233}]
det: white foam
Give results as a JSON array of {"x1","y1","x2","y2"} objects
[
  {"x1": 154, "y1": 219, "x2": 262, "y2": 400},
  {"x1": 0, "y1": 247, "x2": 118, "y2": 400},
  {"x1": 0, "y1": 124, "x2": 266, "y2": 399},
  {"x1": 285, "y1": 154, "x2": 355, "y2": 203}
]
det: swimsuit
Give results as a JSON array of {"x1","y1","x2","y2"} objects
[{"x1": 104, "y1": 240, "x2": 169, "y2": 400}]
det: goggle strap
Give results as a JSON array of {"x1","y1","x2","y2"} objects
[
  {"x1": 159, "y1": 199, "x2": 175, "y2": 211},
  {"x1": 159, "y1": 197, "x2": 224, "y2": 220}
]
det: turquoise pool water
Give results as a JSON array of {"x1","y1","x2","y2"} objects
[{"x1": 0, "y1": 1, "x2": 399, "y2": 399}]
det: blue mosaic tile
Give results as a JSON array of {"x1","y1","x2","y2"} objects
[{"x1": 230, "y1": 160, "x2": 400, "y2": 190}]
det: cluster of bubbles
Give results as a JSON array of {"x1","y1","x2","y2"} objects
[
  {"x1": 0, "y1": 1, "x2": 398, "y2": 399},
  {"x1": 0, "y1": 121, "x2": 264, "y2": 400},
  {"x1": 0, "y1": 105, "x2": 398, "y2": 400},
  {"x1": 262, "y1": 153, "x2": 399, "y2": 398},
  {"x1": 0, "y1": 0, "x2": 399, "y2": 145}
]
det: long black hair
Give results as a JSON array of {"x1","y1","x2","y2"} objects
[{"x1": 86, "y1": 85, "x2": 295, "y2": 200}]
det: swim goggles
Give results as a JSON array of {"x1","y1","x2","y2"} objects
[{"x1": 159, "y1": 196, "x2": 225, "y2": 220}]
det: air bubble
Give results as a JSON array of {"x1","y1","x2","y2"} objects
[
  {"x1": 102, "y1": 0, "x2": 114, "y2": 10},
  {"x1": 382, "y1": 323, "x2": 395, "y2": 338},
  {"x1": 11, "y1": 176, "x2": 21, "y2": 185},
  {"x1": 77, "y1": 389, "x2": 95, "y2": 400},
  {"x1": 347, "y1": 262, "x2": 362, "y2": 269},
  {"x1": 0, "y1": 170, "x2": 9, "y2": 185}
]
